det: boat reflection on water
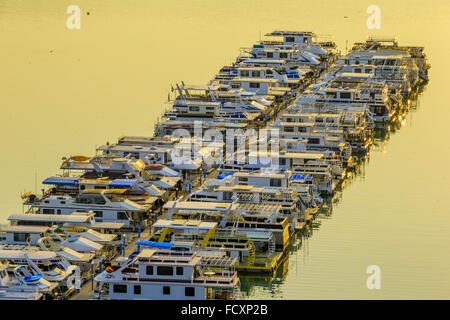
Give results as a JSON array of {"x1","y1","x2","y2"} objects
[
  {"x1": 237, "y1": 80, "x2": 428, "y2": 297},
  {"x1": 239, "y1": 250, "x2": 290, "y2": 298}
]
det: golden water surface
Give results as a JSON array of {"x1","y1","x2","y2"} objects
[{"x1": 0, "y1": 0, "x2": 449, "y2": 299}]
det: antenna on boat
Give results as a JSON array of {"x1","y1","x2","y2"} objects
[{"x1": 176, "y1": 83, "x2": 186, "y2": 103}]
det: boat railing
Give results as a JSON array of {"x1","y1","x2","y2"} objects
[{"x1": 194, "y1": 271, "x2": 237, "y2": 286}]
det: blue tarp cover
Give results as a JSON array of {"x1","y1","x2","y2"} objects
[
  {"x1": 42, "y1": 176, "x2": 79, "y2": 186},
  {"x1": 108, "y1": 179, "x2": 138, "y2": 188},
  {"x1": 217, "y1": 172, "x2": 235, "y2": 180},
  {"x1": 135, "y1": 241, "x2": 174, "y2": 249},
  {"x1": 289, "y1": 174, "x2": 312, "y2": 181}
]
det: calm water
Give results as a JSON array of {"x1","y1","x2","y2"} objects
[{"x1": 1, "y1": 0, "x2": 449, "y2": 299}]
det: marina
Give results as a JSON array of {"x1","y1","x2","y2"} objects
[{"x1": 0, "y1": 26, "x2": 430, "y2": 300}]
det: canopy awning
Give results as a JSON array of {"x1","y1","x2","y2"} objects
[
  {"x1": 42, "y1": 176, "x2": 79, "y2": 187},
  {"x1": 217, "y1": 172, "x2": 235, "y2": 180},
  {"x1": 135, "y1": 241, "x2": 174, "y2": 249},
  {"x1": 108, "y1": 178, "x2": 139, "y2": 188},
  {"x1": 289, "y1": 174, "x2": 312, "y2": 181}
]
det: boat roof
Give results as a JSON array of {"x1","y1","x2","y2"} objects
[
  {"x1": 98, "y1": 144, "x2": 172, "y2": 153},
  {"x1": 238, "y1": 66, "x2": 272, "y2": 71},
  {"x1": 137, "y1": 249, "x2": 157, "y2": 258},
  {"x1": 8, "y1": 214, "x2": 92, "y2": 223},
  {"x1": 234, "y1": 171, "x2": 286, "y2": 179},
  {"x1": 241, "y1": 59, "x2": 286, "y2": 65},
  {"x1": 81, "y1": 188, "x2": 128, "y2": 195},
  {"x1": 372, "y1": 54, "x2": 404, "y2": 59},
  {"x1": 2, "y1": 225, "x2": 49, "y2": 233},
  {"x1": 282, "y1": 112, "x2": 340, "y2": 118},
  {"x1": 152, "y1": 219, "x2": 217, "y2": 230},
  {"x1": 266, "y1": 31, "x2": 315, "y2": 37},
  {"x1": 42, "y1": 176, "x2": 79, "y2": 186},
  {"x1": 340, "y1": 72, "x2": 372, "y2": 78},
  {"x1": 0, "y1": 250, "x2": 58, "y2": 261},
  {"x1": 136, "y1": 249, "x2": 200, "y2": 265},
  {"x1": 91, "y1": 222, "x2": 125, "y2": 230},
  {"x1": 108, "y1": 179, "x2": 139, "y2": 188},
  {"x1": 279, "y1": 121, "x2": 315, "y2": 127},
  {"x1": 232, "y1": 77, "x2": 279, "y2": 83},
  {"x1": 281, "y1": 152, "x2": 324, "y2": 160},
  {"x1": 163, "y1": 201, "x2": 234, "y2": 212},
  {"x1": 179, "y1": 84, "x2": 221, "y2": 91}
]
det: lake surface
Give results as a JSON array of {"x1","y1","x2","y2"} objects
[{"x1": 1, "y1": 0, "x2": 449, "y2": 299}]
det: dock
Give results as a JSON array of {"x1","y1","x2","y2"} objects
[{"x1": 1, "y1": 32, "x2": 429, "y2": 300}]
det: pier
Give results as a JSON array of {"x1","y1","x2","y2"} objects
[{"x1": 0, "y1": 32, "x2": 429, "y2": 300}]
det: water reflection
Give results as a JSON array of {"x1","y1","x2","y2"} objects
[{"x1": 239, "y1": 82, "x2": 428, "y2": 298}]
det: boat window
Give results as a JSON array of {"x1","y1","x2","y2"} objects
[
  {"x1": 284, "y1": 126, "x2": 294, "y2": 132},
  {"x1": 223, "y1": 192, "x2": 232, "y2": 201},
  {"x1": 355, "y1": 60, "x2": 360, "y2": 65},
  {"x1": 266, "y1": 52, "x2": 273, "y2": 58},
  {"x1": 240, "y1": 70, "x2": 249, "y2": 77},
  {"x1": 386, "y1": 59, "x2": 396, "y2": 66},
  {"x1": 270, "y1": 179, "x2": 282, "y2": 187},
  {"x1": 43, "y1": 209, "x2": 54, "y2": 214},
  {"x1": 285, "y1": 36, "x2": 295, "y2": 43},
  {"x1": 280, "y1": 158, "x2": 286, "y2": 166},
  {"x1": 176, "y1": 267, "x2": 184, "y2": 275},
  {"x1": 266, "y1": 69, "x2": 273, "y2": 75},
  {"x1": 231, "y1": 84, "x2": 240, "y2": 89},
  {"x1": 134, "y1": 285, "x2": 141, "y2": 295},
  {"x1": 249, "y1": 82, "x2": 260, "y2": 89},
  {"x1": 308, "y1": 138, "x2": 320, "y2": 144},
  {"x1": 355, "y1": 68, "x2": 362, "y2": 73},
  {"x1": 326, "y1": 92, "x2": 337, "y2": 98},
  {"x1": 157, "y1": 266, "x2": 174, "y2": 276},
  {"x1": 13, "y1": 232, "x2": 30, "y2": 242},
  {"x1": 163, "y1": 286, "x2": 171, "y2": 295},
  {"x1": 185, "y1": 287, "x2": 195, "y2": 297},
  {"x1": 113, "y1": 284, "x2": 127, "y2": 293},
  {"x1": 239, "y1": 177, "x2": 248, "y2": 182},
  {"x1": 251, "y1": 71, "x2": 261, "y2": 77},
  {"x1": 279, "y1": 52, "x2": 288, "y2": 59},
  {"x1": 374, "y1": 59, "x2": 384, "y2": 66},
  {"x1": 94, "y1": 210, "x2": 103, "y2": 217},
  {"x1": 189, "y1": 106, "x2": 200, "y2": 112},
  {"x1": 146, "y1": 266, "x2": 153, "y2": 275},
  {"x1": 340, "y1": 92, "x2": 351, "y2": 99},
  {"x1": 117, "y1": 212, "x2": 127, "y2": 220}
]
